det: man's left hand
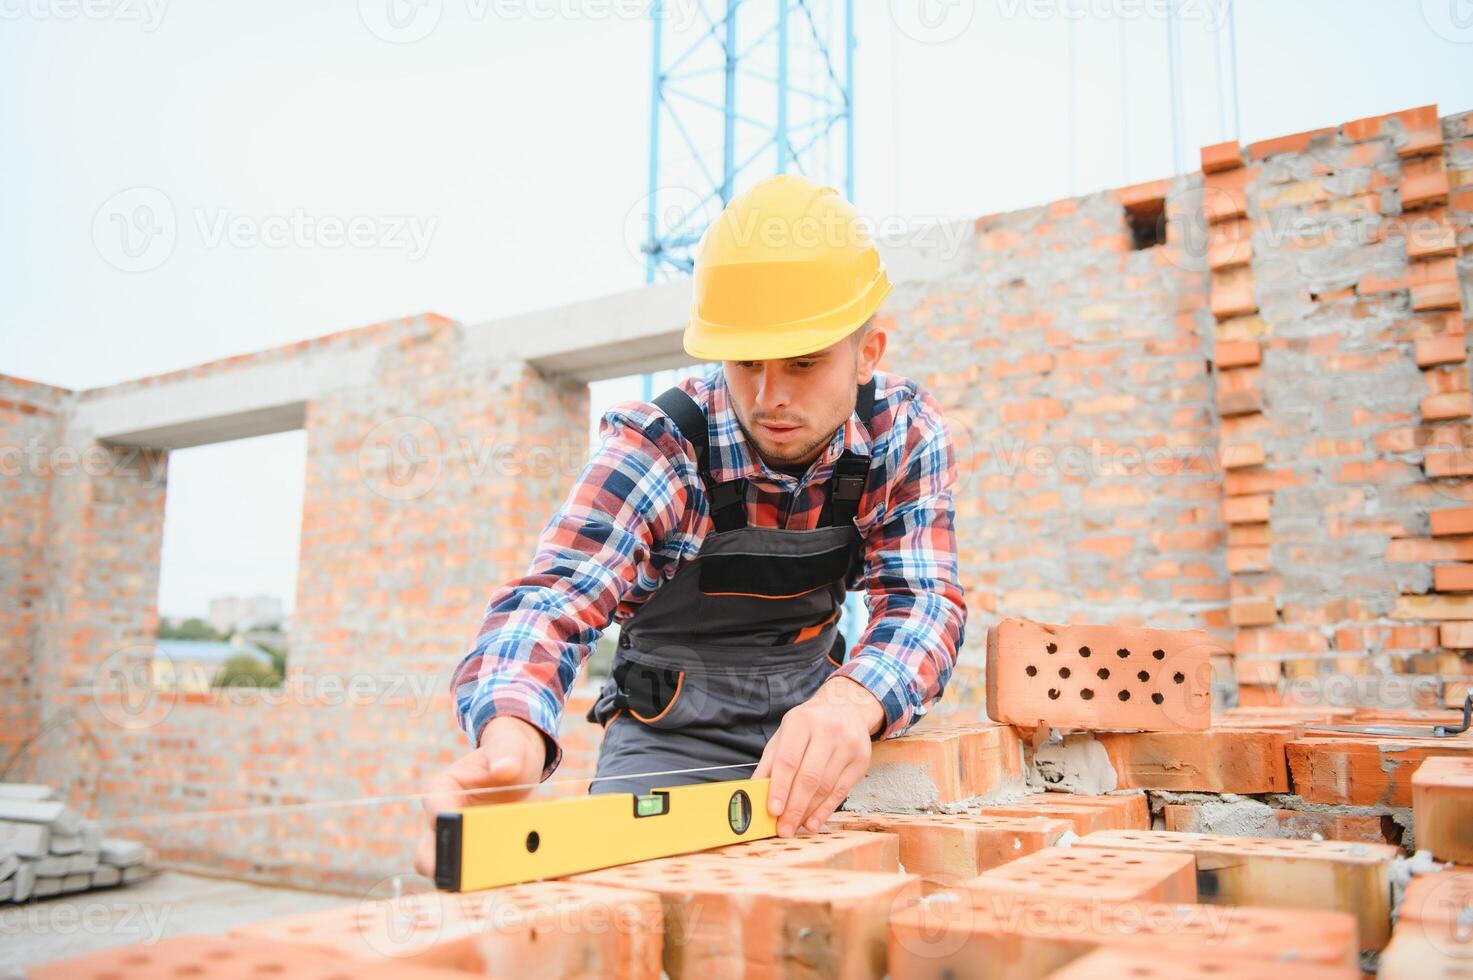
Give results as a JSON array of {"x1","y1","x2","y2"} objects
[{"x1": 753, "y1": 675, "x2": 886, "y2": 836}]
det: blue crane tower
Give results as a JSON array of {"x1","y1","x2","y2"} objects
[{"x1": 639, "y1": 0, "x2": 858, "y2": 284}]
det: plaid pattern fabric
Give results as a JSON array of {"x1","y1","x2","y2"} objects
[{"x1": 452, "y1": 364, "x2": 967, "y2": 779}]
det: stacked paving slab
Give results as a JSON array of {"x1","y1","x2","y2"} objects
[
  {"x1": 30, "y1": 616, "x2": 1473, "y2": 977},
  {"x1": 0, "y1": 783, "x2": 148, "y2": 903}
]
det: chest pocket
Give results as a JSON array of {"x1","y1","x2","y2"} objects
[{"x1": 697, "y1": 543, "x2": 855, "y2": 599}]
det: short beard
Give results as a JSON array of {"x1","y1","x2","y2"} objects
[{"x1": 734, "y1": 413, "x2": 831, "y2": 466}]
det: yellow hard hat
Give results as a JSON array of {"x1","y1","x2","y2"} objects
[{"x1": 683, "y1": 174, "x2": 892, "y2": 361}]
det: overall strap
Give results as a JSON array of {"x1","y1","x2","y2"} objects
[
  {"x1": 822, "y1": 375, "x2": 878, "y2": 529},
  {"x1": 653, "y1": 387, "x2": 748, "y2": 532}
]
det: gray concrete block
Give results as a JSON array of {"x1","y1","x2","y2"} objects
[
  {"x1": 0, "y1": 850, "x2": 15, "y2": 882},
  {"x1": 32, "y1": 876, "x2": 61, "y2": 898},
  {"x1": 0, "y1": 784, "x2": 57, "y2": 801},
  {"x1": 48, "y1": 833, "x2": 82, "y2": 855},
  {"x1": 78, "y1": 819, "x2": 101, "y2": 852},
  {"x1": 30, "y1": 855, "x2": 67, "y2": 876},
  {"x1": 90, "y1": 864, "x2": 121, "y2": 888},
  {"x1": 0, "y1": 820, "x2": 50, "y2": 858},
  {"x1": 99, "y1": 838, "x2": 145, "y2": 867},
  {"x1": 121, "y1": 864, "x2": 147, "y2": 885},
  {"x1": 66, "y1": 851, "x2": 99, "y2": 874},
  {"x1": 0, "y1": 879, "x2": 11, "y2": 902},
  {"x1": 0, "y1": 800, "x2": 79, "y2": 835},
  {"x1": 12, "y1": 863, "x2": 35, "y2": 902},
  {"x1": 59, "y1": 872, "x2": 90, "y2": 894}
]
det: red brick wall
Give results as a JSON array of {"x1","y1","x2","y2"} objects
[
  {"x1": 0, "y1": 375, "x2": 69, "y2": 771},
  {"x1": 3, "y1": 107, "x2": 1469, "y2": 890}
]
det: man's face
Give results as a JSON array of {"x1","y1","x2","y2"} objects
[{"x1": 723, "y1": 323, "x2": 887, "y2": 469}]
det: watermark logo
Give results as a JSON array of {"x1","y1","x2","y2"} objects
[
  {"x1": 622, "y1": 184, "x2": 717, "y2": 272},
  {"x1": 359, "y1": 0, "x2": 444, "y2": 44},
  {"x1": 1422, "y1": 0, "x2": 1473, "y2": 43},
  {"x1": 358, "y1": 415, "x2": 445, "y2": 501},
  {"x1": 357, "y1": 876, "x2": 444, "y2": 957},
  {"x1": 891, "y1": 0, "x2": 975, "y2": 44},
  {"x1": 92, "y1": 186, "x2": 177, "y2": 273},
  {"x1": 0, "y1": 0, "x2": 169, "y2": 31},
  {"x1": 92, "y1": 643, "x2": 175, "y2": 731},
  {"x1": 93, "y1": 187, "x2": 438, "y2": 272}
]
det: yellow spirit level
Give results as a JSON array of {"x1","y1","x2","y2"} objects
[{"x1": 434, "y1": 777, "x2": 779, "y2": 891}]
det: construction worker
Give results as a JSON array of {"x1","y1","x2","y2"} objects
[{"x1": 413, "y1": 174, "x2": 965, "y2": 876}]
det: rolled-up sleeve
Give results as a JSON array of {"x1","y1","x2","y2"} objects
[
  {"x1": 450, "y1": 407, "x2": 695, "y2": 779},
  {"x1": 832, "y1": 388, "x2": 966, "y2": 739}
]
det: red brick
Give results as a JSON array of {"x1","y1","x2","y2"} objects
[
  {"x1": 1047, "y1": 946, "x2": 1359, "y2": 980},
  {"x1": 1223, "y1": 493, "x2": 1271, "y2": 524},
  {"x1": 1402, "y1": 171, "x2": 1452, "y2": 210},
  {"x1": 1207, "y1": 237, "x2": 1252, "y2": 271},
  {"x1": 1215, "y1": 338, "x2": 1262, "y2": 368},
  {"x1": 1417, "y1": 332, "x2": 1468, "y2": 367},
  {"x1": 1441, "y1": 622, "x2": 1473, "y2": 648},
  {"x1": 967, "y1": 845, "x2": 1196, "y2": 905},
  {"x1": 1216, "y1": 367, "x2": 1263, "y2": 416},
  {"x1": 1004, "y1": 792, "x2": 1150, "y2": 830},
  {"x1": 1075, "y1": 829, "x2": 1399, "y2": 949},
  {"x1": 1200, "y1": 140, "x2": 1243, "y2": 173},
  {"x1": 1095, "y1": 728, "x2": 1289, "y2": 793},
  {"x1": 704, "y1": 827, "x2": 901, "y2": 872},
  {"x1": 28, "y1": 935, "x2": 474, "y2": 980},
  {"x1": 887, "y1": 896, "x2": 1359, "y2": 980},
  {"x1": 1397, "y1": 869, "x2": 1473, "y2": 929},
  {"x1": 1248, "y1": 127, "x2": 1336, "y2": 161},
  {"x1": 570, "y1": 855, "x2": 920, "y2": 978},
  {"x1": 1378, "y1": 916, "x2": 1473, "y2": 979},
  {"x1": 1397, "y1": 127, "x2": 1445, "y2": 158},
  {"x1": 1413, "y1": 278, "x2": 1464, "y2": 312},
  {"x1": 1211, "y1": 275, "x2": 1257, "y2": 321},
  {"x1": 852, "y1": 722, "x2": 1023, "y2": 807},
  {"x1": 1230, "y1": 596, "x2": 1278, "y2": 627},
  {"x1": 1342, "y1": 105, "x2": 1440, "y2": 142},
  {"x1": 1407, "y1": 223, "x2": 1459, "y2": 259},
  {"x1": 231, "y1": 884, "x2": 663, "y2": 975},
  {"x1": 1422, "y1": 392, "x2": 1472, "y2": 420},
  {"x1": 1286, "y1": 736, "x2": 1473, "y2": 807},
  {"x1": 985, "y1": 619, "x2": 1213, "y2": 732},
  {"x1": 1435, "y1": 564, "x2": 1473, "y2": 592},
  {"x1": 1412, "y1": 755, "x2": 1473, "y2": 863},
  {"x1": 825, "y1": 811, "x2": 1071, "y2": 884},
  {"x1": 1431, "y1": 508, "x2": 1473, "y2": 537}
]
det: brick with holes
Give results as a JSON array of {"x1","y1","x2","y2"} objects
[
  {"x1": 965, "y1": 845, "x2": 1196, "y2": 904},
  {"x1": 567, "y1": 854, "x2": 922, "y2": 979},
  {"x1": 986, "y1": 619, "x2": 1213, "y2": 732},
  {"x1": 1073, "y1": 829, "x2": 1399, "y2": 949},
  {"x1": 972, "y1": 799, "x2": 1120, "y2": 836},
  {"x1": 887, "y1": 895, "x2": 1359, "y2": 980},
  {"x1": 28, "y1": 935, "x2": 477, "y2": 980},
  {"x1": 844, "y1": 722, "x2": 1025, "y2": 810},
  {"x1": 700, "y1": 827, "x2": 901, "y2": 872},
  {"x1": 229, "y1": 881, "x2": 664, "y2": 977},
  {"x1": 1413, "y1": 755, "x2": 1473, "y2": 864},
  {"x1": 1043, "y1": 945, "x2": 1359, "y2": 980},
  {"x1": 1093, "y1": 729, "x2": 1290, "y2": 793},
  {"x1": 824, "y1": 811, "x2": 1073, "y2": 887}
]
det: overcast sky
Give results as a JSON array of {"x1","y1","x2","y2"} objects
[{"x1": 3, "y1": 1, "x2": 1469, "y2": 617}]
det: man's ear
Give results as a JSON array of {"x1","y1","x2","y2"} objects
[{"x1": 856, "y1": 322, "x2": 887, "y2": 384}]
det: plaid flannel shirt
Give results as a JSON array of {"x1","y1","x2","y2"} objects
[{"x1": 452, "y1": 364, "x2": 966, "y2": 779}]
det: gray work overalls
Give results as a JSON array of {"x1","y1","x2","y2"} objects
[{"x1": 585, "y1": 378, "x2": 879, "y2": 796}]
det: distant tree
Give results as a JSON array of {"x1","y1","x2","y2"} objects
[
  {"x1": 158, "y1": 618, "x2": 224, "y2": 641},
  {"x1": 255, "y1": 641, "x2": 288, "y2": 679},
  {"x1": 213, "y1": 654, "x2": 282, "y2": 688}
]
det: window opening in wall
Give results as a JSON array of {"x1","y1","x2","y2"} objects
[
  {"x1": 154, "y1": 430, "x2": 306, "y2": 692},
  {"x1": 1126, "y1": 197, "x2": 1167, "y2": 251}
]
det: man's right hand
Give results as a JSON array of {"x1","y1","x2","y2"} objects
[{"x1": 412, "y1": 715, "x2": 548, "y2": 878}]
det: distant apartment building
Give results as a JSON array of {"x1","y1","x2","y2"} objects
[{"x1": 207, "y1": 595, "x2": 285, "y2": 636}]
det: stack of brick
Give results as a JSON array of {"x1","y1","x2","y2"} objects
[{"x1": 0, "y1": 782, "x2": 148, "y2": 902}]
